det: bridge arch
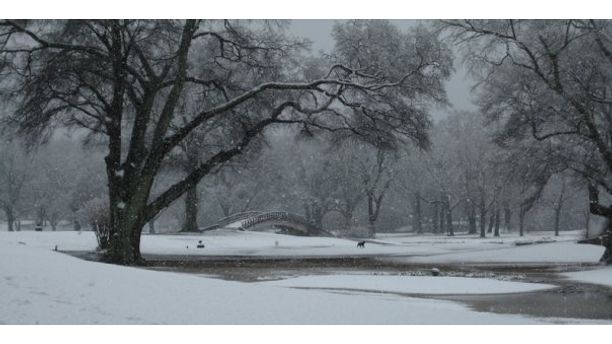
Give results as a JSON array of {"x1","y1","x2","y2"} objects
[{"x1": 200, "y1": 211, "x2": 333, "y2": 237}]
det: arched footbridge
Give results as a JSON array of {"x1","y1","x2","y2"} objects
[{"x1": 200, "y1": 211, "x2": 333, "y2": 237}]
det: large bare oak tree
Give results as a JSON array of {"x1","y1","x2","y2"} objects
[{"x1": 0, "y1": 19, "x2": 451, "y2": 264}]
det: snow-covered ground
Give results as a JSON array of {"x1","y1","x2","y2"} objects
[
  {"x1": 261, "y1": 275, "x2": 555, "y2": 294},
  {"x1": 1, "y1": 228, "x2": 603, "y2": 263},
  {"x1": 562, "y1": 266, "x2": 612, "y2": 288},
  {"x1": 0, "y1": 228, "x2": 609, "y2": 324}
]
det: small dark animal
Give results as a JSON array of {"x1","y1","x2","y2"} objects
[
  {"x1": 357, "y1": 241, "x2": 365, "y2": 248},
  {"x1": 197, "y1": 240, "x2": 205, "y2": 249}
]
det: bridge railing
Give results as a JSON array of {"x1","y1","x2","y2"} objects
[
  {"x1": 240, "y1": 211, "x2": 332, "y2": 236},
  {"x1": 199, "y1": 211, "x2": 265, "y2": 232},
  {"x1": 217, "y1": 211, "x2": 265, "y2": 227},
  {"x1": 202, "y1": 210, "x2": 333, "y2": 236}
]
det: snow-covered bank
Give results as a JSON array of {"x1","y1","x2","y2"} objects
[
  {"x1": 2, "y1": 231, "x2": 607, "y2": 324},
  {"x1": 0, "y1": 229, "x2": 602, "y2": 264},
  {"x1": 395, "y1": 241, "x2": 605, "y2": 265},
  {"x1": 261, "y1": 275, "x2": 556, "y2": 294},
  {"x1": 0, "y1": 238, "x2": 571, "y2": 325},
  {"x1": 562, "y1": 266, "x2": 612, "y2": 288}
]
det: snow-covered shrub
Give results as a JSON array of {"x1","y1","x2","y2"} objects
[{"x1": 81, "y1": 197, "x2": 111, "y2": 250}]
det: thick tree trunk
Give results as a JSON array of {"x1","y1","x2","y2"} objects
[
  {"x1": 109, "y1": 204, "x2": 148, "y2": 265},
  {"x1": 182, "y1": 184, "x2": 199, "y2": 232},
  {"x1": 105, "y1": 184, "x2": 146, "y2": 265}
]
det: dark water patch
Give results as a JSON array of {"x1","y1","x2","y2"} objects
[
  {"x1": 62, "y1": 250, "x2": 612, "y2": 321},
  {"x1": 439, "y1": 283, "x2": 612, "y2": 321}
]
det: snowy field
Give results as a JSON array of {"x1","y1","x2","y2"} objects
[
  {"x1": 0, "y1": 228, "x2": 610, "y2": 324},
  {"x1": 0, "y1": 227, "x2": 604, "y2": 262}
]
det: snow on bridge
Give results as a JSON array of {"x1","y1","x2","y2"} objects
[{"x1": 200, "y1": 211, "x2": 333, "y2": 237}]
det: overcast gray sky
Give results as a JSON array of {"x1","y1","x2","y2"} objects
[{"x1": 290, "y1": 20, "x2": 476, "y2": 121}]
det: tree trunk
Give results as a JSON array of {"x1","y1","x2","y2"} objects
[
  {"x1": 307, "y1": 202, "x2": 325, "y2": 229},
  {"x1": 585, "y1": 210, "x2": 590, "y2": 238},
  {"x1": 519, "y1": 206, "x2": 526, "y2": 237},
  {"x1": 586, "y1": 183, "x2": 612, "y2": 264},
  {"x1": 494, "y1": 204, "x2": 501, "y2": 237},
  {"x1": 343, "y1": 208, "x2": 353, "y2": 232},
  {"x1": 553, "y1": 183, "x2": 566, "y2": 236},
  {"x1": 554, "y1": 207, "x2": 561, "y2": 237},
  {"x1": 479, "y1": 197, "x2": 486, "y2": 238},
  {"x1": 182, "y1": 183, "x2": 199, "y2": 232},
  {"x1": 487, "y1": 206, "x2": 495, "y2": 234},
  {"x1": 467, "y1": 200, "x2": 477, "y2": 234},
  {"x1": 504, "y1": 202, "x2": 512, "y2": 232},
  {"x1": 5, "y1": 208, "x2": 14, "y2": 232},
  {"x1": 107, "y1": 216, "x2": 144, "y2": 265},
  {"x1": 367, "y1": 195, "x2": 376, "y2": 238},
  {"x1": 439, "y1": 194, "x2": 446, "y2": 234},
  {"x1": 304, "y1": 202, "x2": 311, "y2": 223},
  {"x1": 413, "y1": 192, "x2": 423, "y2": 234},
  {"x1": 433, "y1": 201, "x2": 439, "y2": 234},
  {"x1": 600, "y1": 218, "x2": 612, "y2": 264},
  {"x1": 446, "y1": 205, "x2": 454, "y2": 236}
]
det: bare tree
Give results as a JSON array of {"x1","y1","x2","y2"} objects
[
  {"x1": 357, "y1": 145, "x2": 397, "y2": 237},
  {"x1": 0, "y1": 20, "x2": 452, "y2": 264},
  {"x1": 0, "y1": 140, "x2": 30, "y2": 231},
  {"x1": 444, "y1": 19, "x2": 612, "y2": 262}
]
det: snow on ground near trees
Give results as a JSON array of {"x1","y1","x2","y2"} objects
[
  {"x1": 0, "y1": 228, "x2": 603, "y2": 263},
  {"x1": 562, "y1": 266, "x2": 612, "y2": 289},
  {"x1": 394, "y1": 241, "x2": 605, "y2": 264},
  {"x1": 261, "y1": 275, "x2": 555, "y2": 294},
  {"x1": 0, "y1": 237, "x2": 579, "y2": 325},
  {"x1": 0, "y1": 229, "x2": 609, "y2": 324}
]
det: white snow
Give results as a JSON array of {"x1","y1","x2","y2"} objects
[
  {"x1": 0, "y1": 229, "x2": 603, "y2": 264},
  {"x1": 395, "y1": 241, "x2": 605, "y2": 264},
  {"x1": 0, "y1": 229, "x2": 608, "y2": 324},
  {"x1": 261, "y1": 275, "x2": 556, "y2": 294},
  {"x1": 562, "y1": 266, "x2": 612, "y2": 288},
  {"x1": 0, "y1": 237, "x2": 567, "y2": 325}
]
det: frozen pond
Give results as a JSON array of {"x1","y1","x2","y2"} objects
[{"x1": 69, "y1": 251, "x2": 612, "y2": 322}]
